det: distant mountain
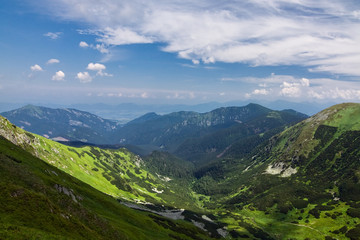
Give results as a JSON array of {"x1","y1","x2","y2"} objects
[
  {"x1": 1, "y1": 104, "x2": 120, "y2": 144},
  {"x1": 175, "y1": 109, "x2": 307, "y2": 164},
  {"x1": 115, "y1": 103, "x2": 308, "y2": 158},
  {"x1": 69, "y1": 100, "x2": 334, "y2": 120}
]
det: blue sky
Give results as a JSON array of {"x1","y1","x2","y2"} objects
[{"x1": 1, "y1": 0, "x2": 360, "y2": 105}]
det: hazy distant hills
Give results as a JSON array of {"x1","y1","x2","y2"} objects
[
  {"x1": 0, "y1": 100, "x2": 335, "y2": 122},
  {"x1": 1, "y1": 104, "x2": 120, "y2": 144},
  {"x1": 1, "y1": 104, "x2": 308, "y2": 157},
  {"x1": 115, "y1": 103, "x2": 308, "y2": 160},
  {"x1": 174, "y1": 108, "x2": 308, "y2": 164}
]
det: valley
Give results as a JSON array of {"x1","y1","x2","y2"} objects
[{"x1": 1, "y1": 103, "x2": 360, "y2": 239}]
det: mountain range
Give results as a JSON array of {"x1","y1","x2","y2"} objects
[
  {"x1": 1, "y1": 105, "x2": 121, "y2": 144},
  {"x1": 1, "y1": 103, "x2": 360, "y2": 239},
  {"x1": 0, "y1": 100, "x2": 334, "y2": 123}
]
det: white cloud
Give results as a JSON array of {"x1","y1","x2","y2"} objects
[
  {"x1": 77, "y1": 72, "x2": 92, "y2": 83},
  {"x1": 94, "y1": 44, "x2": 109, "y2": 54},
  {"x1": 97, "y1": 27, "x2": 153, "y2": 45},
  {"x1": 43, "y1": 32, "x2": 62, "y2": 39},
  {"x1": 252, "y1": 89, "x2": 270, "y2": 95},
  {"x1": 30, "y1": 64, "x2": 43, "y2": 71},
  {"x1": 192, "y1": 59, "x2": 200, "y2": 65},
  {"x1": 300, "y1": 78, "x2": 310, "y2": 87},
  {"x1": 87, "y1": 63, "x2": 106, "y2": 71},
  {"x1": 141, "y1": 92, "x2": 149, "y2": 98},
  {"x1": 47, "y1": 58, "x2": 60, "y2": 64},
  {"x1": 52, "y1": 71, "x2": 65, "y2": 81},
  {"x1": 280, "y1": 82, "x2": 302, "y2": 98},
  {"x1": 41, "y1": 0, "x2": 360, "y2": 76},
  {"x1": 86, "y1": 62, "x2": 112, "y2": 76},
  {"x1": 79, "y1": 41, "x2": 89, "y2": 47}
]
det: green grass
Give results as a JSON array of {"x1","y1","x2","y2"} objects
[
  {"x1": 0, "y1": 115, "x2": 201, "y2": 209},
  {"x1": 0, "y1": 136, "x2": 213, "y2": 240}
]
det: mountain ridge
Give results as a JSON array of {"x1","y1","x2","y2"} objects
[{"x1": 1, "y1": 104, "x2": 120, "y2": 144}]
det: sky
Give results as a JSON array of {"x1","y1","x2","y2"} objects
[{"x1": 1, "y1": 0, "x2": 360, "y2": 106}]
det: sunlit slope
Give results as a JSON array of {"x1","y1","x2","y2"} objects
[
  {"x1": 208, "y1": 103, "x2": 360, "y2": 239},
  {"x1": 0, "y1": 136, "x2": 212, "y2": 240},
  {"x1": 0, "y1": 115, "x2": 195, "y2": 208}
]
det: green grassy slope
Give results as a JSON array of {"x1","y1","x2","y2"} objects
[
  {"x1": 0, "y1": 136, "x2": 212, "y2": 240},
  {"x1": 0, "y1": 115, "x2": 198, "y2": 210},
  {"x1": 195, "y1": 103, "x2": 360, "y2": 239}
]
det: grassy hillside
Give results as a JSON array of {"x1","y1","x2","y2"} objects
[
  {"x1": 0, "y1": 115, "x2": 199, "y2": 210},
  {"x1": 0, "y1": 136, "x2": 212, "y2": 240},
  {"x1": 193, "y1": 103, "x2": 360, "y2": 239}
]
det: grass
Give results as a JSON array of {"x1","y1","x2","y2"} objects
[
  {"x1": 0, "y1": 115, "x2": 201, "y2": 209},
  {"x1": 0, "y1": 136, "x2": 213, "y2": 240}
]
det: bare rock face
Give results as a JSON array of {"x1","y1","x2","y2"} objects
[{"x1": 54, "y1": 184, "x2": 82, "y2": 203}]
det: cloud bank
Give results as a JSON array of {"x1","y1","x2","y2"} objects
[{"x1": 41, "y1": 0, "x2": 360, "y2": 76}]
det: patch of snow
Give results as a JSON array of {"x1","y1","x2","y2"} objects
[
  {"x1": 52, "y1": 137, "x2": 69, "y2": 142},
  {"x1": 281, "y1": 166, "x2": 297, "y2": 177},
  {"x1": 265, "y1": 162, "x2": 285, "y2": 175},
  {"x1": 156, "y1": 173, "x2": 172, "y2": 182},
  {"x1": 217, "y1": 228, "x2": 228, "y2": 238},
  {"x1": 265, "y1": 162, "x2": 297, "y2": 177},
  {"x1": 202, "y1": 215, "x2": 214, "y2": 222},
  {"x1": 152, "y1": 187, "x2": 164, "y2": 194},
  {"x1": 191, "y1": 220, "x2": 207, "y2": 231},
  {"x1": 19, "y1": 121, "x2": 31, "y2": 126}
]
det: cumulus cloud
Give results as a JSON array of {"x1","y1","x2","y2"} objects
[
  {"x1": 43, "y1": 32, "x2": 62, "y2": 39},
  {"x1": 30, "y1": 64, "x2": 43, "y2": 71},
  {"x1": 86, "y1": 62, "x2": 112, "y2": 76},
  {"x1": 77, "y1": 72, "x2": 92, "y2": 83},
  {"x1": 279, "y1": 78, "x2": 311, "y2": 97},
  {"x1": 280, "y1": 82, "x2": 302, "y2": 98},
  {"x1": 79, "y1": 41, "x2": 89, "y2": 47},
  {"x1": 52, "y1": 71, "x2": 65, "y2": 81},
  {"x1": 40, "y1": 0, "x2": 360, "y2": 76},
  {"x1": 47, "y1": 58, "x2": 60, "y2": 64},
  {"x1": 87, "y1": 63, "x2": 105, "y2": 71}
]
